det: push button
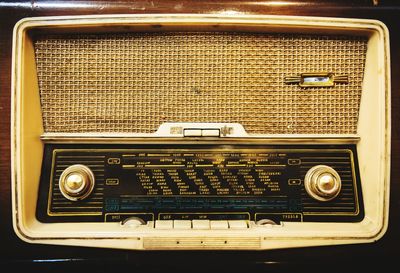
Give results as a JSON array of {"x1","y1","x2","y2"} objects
[
  {"x1": 183, "y1": 129, "x2": 202, "y2": 137},
  {"x1": 201, "y1": 129, "x2": 220, "y2": 137},
  {"x1": 228, "y1": 220, "x2": 248, "y2": 229},
  {"x1": 210, "y1": 220, "x2": 229, "y2": 229},
  {"x1": 192, "y1": 220, "x2": 210, "y2": 229},
  {"x1": 155, "y1": 220, "x2": 173, "y2": 229},
  {"x1": 173, "y1": 220, "x2": 192, "y2": 229}
]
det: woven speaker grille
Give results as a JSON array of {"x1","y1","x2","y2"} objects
[{"x1": 34, "y1": 32, "x2": 367, "y2": 134}]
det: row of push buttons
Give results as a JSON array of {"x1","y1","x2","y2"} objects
[
  {"x1": 155, "y1": 220, "x2": 248, "y2": 230},
  {"x1": 183, "y1": 129, "x2": 220, "y2": 137}
]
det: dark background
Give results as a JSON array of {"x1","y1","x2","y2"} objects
[{"x1": 0, "y1": 0, "x2": 399, "y2": 272}]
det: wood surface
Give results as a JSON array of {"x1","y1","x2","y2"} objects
[{"x1": 0, "y1": 0, "x2": 399, "y2": 272}]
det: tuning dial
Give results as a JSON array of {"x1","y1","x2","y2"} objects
[
  {"x1": 304, "y1": 165, "x2": 341, "y2": 202},
  {"x1": 59, "y1": 164, "x2": 95, "y2": 201}
]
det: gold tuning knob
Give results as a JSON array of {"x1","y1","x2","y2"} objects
[
  {"x1": 304, "y1": 165, "x2": 341, "y2": 202},
  {"x1": 59, "y1": 164, "x2": 95, "y2": 201}
]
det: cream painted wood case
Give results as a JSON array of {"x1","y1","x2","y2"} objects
[{"x1": 11, "y1": 14, "x2": 390, "y2": 250}]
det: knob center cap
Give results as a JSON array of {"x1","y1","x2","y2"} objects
[
  {"x1": 317, "y1": 173, "x2": 337, "y2": 193},
  {"x1": 65, "y1": 173, "x2": 85, "y2": 192}
]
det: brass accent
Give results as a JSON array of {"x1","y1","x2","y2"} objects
[
  {"x1": 333, "y1": 75, "x2": 350, "y2": 83},
  {"x1": 304, "y1": 165, "x2": 342, "y2": 202},
  {"x1": 288, "y1": 179, "x2": 301, "y2": 185},
  {"x1": 58, "y1": 164, "x2": 95, "y2": 201},
  {"x1": 107, "y1": 158, "x2": 121, "y2": 165},
  {"x1": 284, "y1": 73, "x2": 349, "y2": 87},
  {"x1": 288, "y1": 159, "x2": 301, "y2": 165},
  {"x1": 105, "y1": 178, "x2": 120, "y2": 186}
]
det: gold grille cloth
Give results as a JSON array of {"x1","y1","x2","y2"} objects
[{"x1": 34, "y1": 32, "x2": 367, "y2": 134}]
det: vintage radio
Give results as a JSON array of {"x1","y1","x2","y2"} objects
[{"x1": 11, "y1": 14, "x2": 390, "y2": 250}]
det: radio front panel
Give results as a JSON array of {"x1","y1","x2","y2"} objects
[{"x1": 12, "y1": 15, "x2": 390, "y2": 250}]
